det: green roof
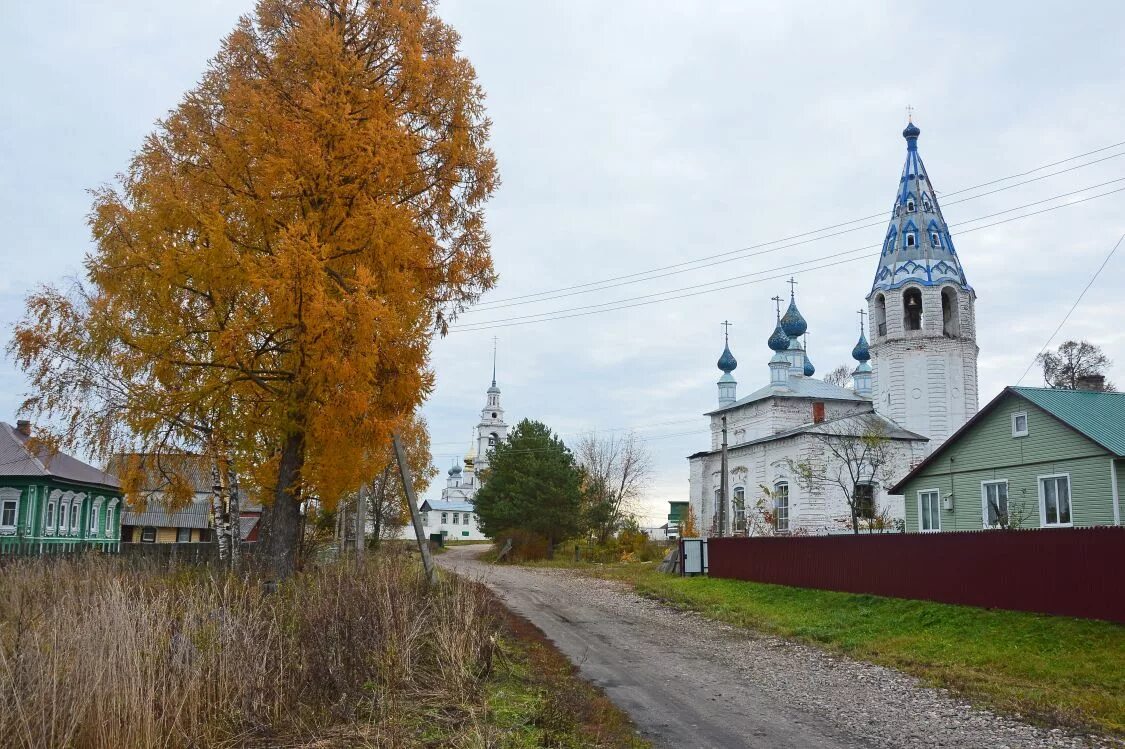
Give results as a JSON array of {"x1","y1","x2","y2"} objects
[{"x1": 1011, "y1": 386, "x2": 1125, "y2": 456}]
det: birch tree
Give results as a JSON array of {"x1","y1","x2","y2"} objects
[{"x1": 576, "y1": 431, "x2": 653, "y2": 544}]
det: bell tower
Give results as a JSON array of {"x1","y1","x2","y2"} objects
[{"x1": 867, "y1": 118, "x2": 979, "y2": 450}]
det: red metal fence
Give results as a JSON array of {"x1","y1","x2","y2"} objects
[{"x1": 707, "y1": 526, "x2": 1125, "y2": 623}]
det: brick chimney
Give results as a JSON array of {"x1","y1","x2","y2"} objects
[
  {"x1": 15, "y1": 420, "x2": 31, "y2": 437},
  {"x1": 1076, "y1": 374, "x2": 1106, "y2": 391}
]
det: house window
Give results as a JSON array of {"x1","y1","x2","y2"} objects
[
  {"x1": 46, "y1": 501, "x2": 55, "y2": 530},
  {"x1": 420, "y1": 511, "x2": 429, "y2": 525},
  {"x1": 104, "y1": 506, "x2": 115, "y2": 537},
  {"x1": 982, "y1": 481, "x2": 1009, "y2": 527},
  {"x1": 441, "y1": 512, "x2": 448, "y2": 525},
  {"x1": 70, "y1": 504, "x2": 79, "y2": 534},
  {"x1": 464, "y1": 513, "x2": 473, "y2": 525},
  {"x1": 198, "y1": 529, "x2": 213, "y2": 542},
  {"x1": 854, "y1": 483, "x2": 876, "y2": 520},
  {"x1": 774, "y1": 481, "x2": 789, "y2": 532},
  {"x1": 919, "y1": 490, "x2": 941, "y2": 531},
  {"x1": 140, "y1": 526, "x2": 157, "y2": 543},
  {"x1": 452, "y1": 513, "x2": 460, "y2": 525},
  {"x1": 1039, "y1": 475, "x2": 1072, "y2": 526},
  {"x1": 905, "y1": 233, "x2": 916, "y2": 247},
  {"x1": 90, "y1": 505, "x2": 100, "y2": 536},
  {"x1": 176, "y1": 527, "x2": 192, "y2": 542},
  {"x1": 58, "y1": 503, "x2": 68, "y2": 532},
  {"x1": 1, "y1": 499, "x2": 17, "y2": 528},
  {"x1": 732, "y1": 486, "x2": 746, "y2": 531},
  {"x1": 1011, "y1": 412, "x2": 1028, "y2": 437}
]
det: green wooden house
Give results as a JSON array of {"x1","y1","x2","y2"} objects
[
  {"x1": 0, "y1": 421, "x2": 123, "y2": 553},
  {"x1": 891, "y1": 387, "x2": 1124, "y2": 532}
]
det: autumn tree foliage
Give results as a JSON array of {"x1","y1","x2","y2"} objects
[
  {"x1": 10, "y1": 0, "x2": 498, "y2": 577},
  {"x1": 575, "y1": 431, "x2": 652, "y2": 544}
]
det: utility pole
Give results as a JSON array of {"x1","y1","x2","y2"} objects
[
  {"x1": 719, "y1": 415, "x2": 729, "y2": 538},
  {"x1": 393, "y1": 430, "x2": 436, "y2": 585}
]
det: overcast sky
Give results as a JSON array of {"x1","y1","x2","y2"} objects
[{"x1": 3, "y1": 1, "x2": 1124, "y2": 521}]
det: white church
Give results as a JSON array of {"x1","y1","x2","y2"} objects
[
  {"x1": 688, "y1": 119, "x2": 979, "y2": 536},
  {"x1": 413, "y1": 356, "x2": 509, "y2": 542}
]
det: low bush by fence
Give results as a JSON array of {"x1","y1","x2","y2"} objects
[{"x1": 706, "y1": 526, "x2": 1125, "y2": 623}]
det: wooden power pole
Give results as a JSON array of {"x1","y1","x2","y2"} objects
[
  {"x1": 718, "y1": 415, "x2": 729, "y2": 538},
  {"x1": 392, "y1": 430, "x2": 436, "y2": 585}
]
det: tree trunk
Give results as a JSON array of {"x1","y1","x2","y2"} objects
[
  {"x1": 209, "y1": 456, "x2": 231, "y2": 561},
  {"x1": 226, "y1": 461, "x2": 241, "y2": 569},
  {"x1": 355, "y1": 483, "x2": 366, "y2": 557},
  {"x1": 261, "y1": 431, "x2": 305, "y2": 580}
]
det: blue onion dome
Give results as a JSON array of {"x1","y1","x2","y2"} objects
[
  {"x1": 903, "y1": 121, "x2": 920, "y2": 140},
  {"x1": 767, "y1": 320, "x2": 789, "y2": 351},
  {"x1": 852, "y1": 332, "x2": 871, "y2": 362},
  {"x1": 780, "y1": 299, "x2": 807, "y2": 337},
  {"x1": 803, "y1": 356, "x2": 815, "y2": 377},
  {"x1": 716, "y1": 343, "x2": 737, "y2": 374}
]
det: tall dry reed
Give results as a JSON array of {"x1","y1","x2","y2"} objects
[{"x1": 0, "y1": 552, "x2": 496, "y2": 747}]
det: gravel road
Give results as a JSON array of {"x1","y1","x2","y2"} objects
[{"x1": 437, "y1": 545, "x2": 1118, "y2": 749}]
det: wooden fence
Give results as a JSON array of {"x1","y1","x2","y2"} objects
[{"x1": 706, "y1": 526, "x2": 1125, "y2": 623}]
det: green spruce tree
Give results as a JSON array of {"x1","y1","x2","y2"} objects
[{"x1": 474, "y1": 419, "x2": 585, "y2": 548}]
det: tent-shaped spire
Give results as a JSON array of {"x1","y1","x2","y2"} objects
[{"x1": 870, "y1": 118, "x2": 970, "y2": 295}]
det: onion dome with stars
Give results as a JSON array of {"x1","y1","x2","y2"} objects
[
  {"x1": 852, "y1": 330, "x2": 870, "y2": 362},
  {"x1": 767, "y1": 319, "x2": 789, "y2": 352},
  {"x1": 717, "y1": 340, "x2": 738, "y2": 374},
  {"x1": 870, "y1": 114, "x2": 970, "y2": 296},
  {"x1": 780, "y1": 294, "x2": 807, "y2": 338}
]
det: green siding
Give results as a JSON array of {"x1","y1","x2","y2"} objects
[
  {"x1": 0, "y1": 478, "x2": 122, "y2": 553},
  {"x1": 902, "y1": 392, "x2": 1118, "y2": 532}
]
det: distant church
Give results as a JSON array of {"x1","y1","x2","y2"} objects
[
  {"x1": 407, "y1": 351, "x2": 510, "y2": 542},
  {"x1": 688, "y1": 119, "x2": 979, "y2": 536}
]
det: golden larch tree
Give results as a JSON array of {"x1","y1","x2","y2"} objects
[{"x1": 11, "y1": 0, "x2": 498, "y2": 578}]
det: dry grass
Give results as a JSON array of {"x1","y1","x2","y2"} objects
[{"x1": 0, "y1": 551, "x2": 498, "y2": 748}]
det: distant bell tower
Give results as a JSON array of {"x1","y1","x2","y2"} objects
[
  {"x1": 475, "y1": 338, "x2": 508, "y2": 470},
  {"x1": 716, "y1": 321, "x2": 738, "y2": 407},
  {"x1": 867, "y1": 116, "x2": 979, "y2": 449}
]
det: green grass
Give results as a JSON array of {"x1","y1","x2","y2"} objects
[{"x1": 617, "y1": 567, "x2": 1124, "y2": 736}]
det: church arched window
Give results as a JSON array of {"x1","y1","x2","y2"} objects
[
  {"x1": 930, "y1": 231, "x2": 941, "y2": 248},
  {"x1": 941, "y1": 287, "x2": 960, "y2": 338},
  {"x1": 922, "y1": 193, "x2": 932, "y2": 212},
  {"x1": 488, "y1": 432, "x2": 499, "y2": 447},
  {"x1": 903, "y1": 287, "x2": 923, "y2": 331},
  {"x1": 733, "y1": 487, "x2": 746, "y2": 532},
  {"x1": 773, "y1": 481, "x2": 789, "y2": 532},
  {"x1": 873, "y1": 294, "x2": 887, "y2": 336},
  {"x1": 905, "y1": 233, "x2": 916, "y2": 248},
  {"x1": 907, "y1": 198, "x2": 916, "y2": 212}
]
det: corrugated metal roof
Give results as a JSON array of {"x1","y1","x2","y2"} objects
[
  {"x1": 689, "y1": 412, "x2": 926, "y2": 459},
  {"x1": 122, "y1": 500, "x2": 212, "y2": 529},
  {"x1": 0, "y1": 423, "x2": 120, "y2": 489},
  {"x1": 421, "y1": 499, "x2": 476, "y2": 513},
  {"x1": 707, "y1": 377, "x2": 869, "y2": 415},
  {"x1": 1012, "y1": 387, "x2": 1125, "y2": 456}
]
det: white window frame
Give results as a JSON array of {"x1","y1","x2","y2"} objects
[
  {"x1": 774, "y1": 481, "x2": 789, "y2": 532},
  {"x1": 905, "y1": 232, "x2": 916, "y2": 247},
  {"x1": 0, "y1": 497, "x2": 18, "y2": 530},
  {"x1": 69, "y1": 503, "x2": 80, "y2": 535},
  {"x1": 140, "y1": 526, "x2": 157, "y2": 543},
  {"x1": 930, "y1": 231, "x2": 941, "y2": 248},
  {"x1": 440, "y1": 512, "x2": 448, "y2": 525},
  {"x1": 105, "y1": 499, "x2": 118, "y2": 538},
  {"x1": 1011, "y1": 412, "x2": 1028, "y2": 437},
  {"x1": 420, "y1": 511, "x2": 429, "y2": 525},
  {"x1": 90, "y1": 504, "x2": 100, "y2": 537},
  {"x1": 907, "y1": 198, "x2": 916, "y2": 212},
  {"x1": 918, "y1": 488, "x2": 941, "y2": 532},
  {"x1": 45, "y1": 501, "x2": 56, "y2": 534},
  {"x1": 980, "y1": 480, "x2": 1009, "y2": 528},
  {"x1": 1038, "y1": 473, "x2": 1073, "y2": 528},
  {"x1": 732, "y1": 486, "x2": 746, "y2": 530},
  {"x1": 58, "y1": 501, "x2": 69, "y2": 533},
  {"x1": 452, "y1": 512, "x2": 460, "y2": 525}
]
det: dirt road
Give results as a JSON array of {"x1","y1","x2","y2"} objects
[{"x1": 437, "y1": 545, "x2": 1110, "y2": 749}]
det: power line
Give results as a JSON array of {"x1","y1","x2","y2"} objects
[
  {"x1": 1016, "y1": 232, "x2": 1125, "y2": 386},
  {"x1": 464, "y1": 177, "x2": 1125, "y2": 321},
  {"x1": 452, "y1": 184, "x2": 1125, "y2": 332},
  {"x1": 470, "y1": 143, "x2": 1125, "y2": 310}
]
